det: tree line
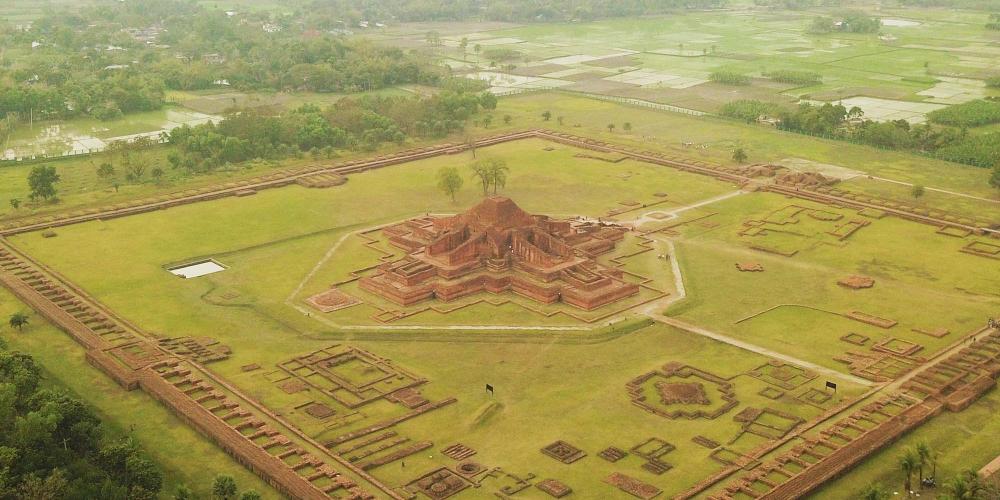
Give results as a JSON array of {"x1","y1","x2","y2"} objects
[
  {"x1": 167, "y1": 89, "x2": 497, "y2": 173},
  {"x1": 0, "y1": 341, "x2": 163, "y2": 499},
  {"x1": 304, "y1": 0, "x2": 728, "y2": 25},
  {"x1": 721, "y1": 99, "x2": 1000, "y2": 170}
]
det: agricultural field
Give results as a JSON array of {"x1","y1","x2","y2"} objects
[
  {"x1": 3, "y1": 126, "x2": 998, "y2": 498},
  {"x1": 374, "y1": 8, "x2": 1000, "y2": 122}
]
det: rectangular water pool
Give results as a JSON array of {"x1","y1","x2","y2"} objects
[{"x1": 168, "y1": 260, "x2": 226, "y2": 278}]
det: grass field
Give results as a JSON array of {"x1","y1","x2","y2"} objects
[{"x1": 7, "y1": 129, "x2": 997, "y2": 497}]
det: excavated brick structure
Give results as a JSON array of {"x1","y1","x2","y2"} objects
[{"x1": 361, "y1": 197, "x2": 640, "y2": 310}]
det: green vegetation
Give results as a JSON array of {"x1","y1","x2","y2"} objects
[
  {"x1": 764, "y1": 70, "x2": 822, "y2": 86},
  {"x1": 810, "y1": 11, "x2": 882, "y2": 33},
  {"x1": 987, "y1": 12, "x2": 1000, "y2": 30},
  {"x1": 436, "y1": 166, "x2": 463, "y2": 201},
  {"x1": 927, "y1": 99, "x2": 1000, "y2": 127},
  {"x1": 27, "y1": 164, "x2": 60, "y2": 201},
  {"x1": 715, "y1": 100, "x2": 1000, "y2": 168},
  {"x1": 720, "y1": 99, "x2": 778, "y2": 123},
  {"x1": 301, "y1": 0, "x2": 727, "y2": 24},
  {"x1": 8, "y1": 311, "x2": 29, "y2": 331},
  {"x1": 0, "y1": 0, "x2": 443, "y2": 124},
  {"x1": 0, "y1": 347, "x2": 163, "y2": 499},
  {"x1": 709, "y1": 70, "x2": 750, "y2": 86},
  {"x1": 167, "y1": 90, "x2": 495, "y2": 172}
]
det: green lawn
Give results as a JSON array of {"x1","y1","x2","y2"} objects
[{"x1": 6, "y1": 136, "x2": 878, "y2": 497}]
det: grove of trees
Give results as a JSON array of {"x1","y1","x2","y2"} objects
[
  {"x1": 166, "y1": 89, "x2": 496, "y2": 173},
  {"x1": 0, "y1": 347, "x2": 164, "y2": 499},
  {"x1": 721, "y1": 99, "x2": 1000, "y2": 169}
]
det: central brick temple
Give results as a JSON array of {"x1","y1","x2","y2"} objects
[{"x1": 360, "y1": 197, "x2": 640, "y2": 310}]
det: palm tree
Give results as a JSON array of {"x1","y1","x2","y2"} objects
[
  {"x1": 8, "y1": 312, "x2": 28, "y2": 331},
  {"x1": 942, "y1": 470, "x2": 989, "y2": 499},
  {"x1": 900, "y1": 450, "x2": 918, "y2": 495},
  {"x1": 860, "y1": 483, "x2": 890, "y2": 500},
  {"x1": 931, "y1": 449, "x2": 940, "y2": 481},
  {"x1": 915, "y1": 442, "x2": 931, "y2": 488}
]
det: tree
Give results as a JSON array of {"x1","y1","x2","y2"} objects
[
  {"x1": 240, "y1": 490, "x2": 261, "y2": 500},
  {"x1": 623, "y1": 122, "x2": 632, "y2": 133},
  {"x1": 899, "y1": 450, "x2": 918, "y2": 495},
  {"x1": 174, "y1": 485, "x2": 194, "y2": 500},
  {"x1": 212, "y1": 475, "x2": 237, "y2": 500},
  {"x1": 486, "y1": 160, "x2": 509, "y2": 194},
  {"x1": 437, "y1": 167, "x2": 464, "y2": 202},
  {"x1": 459, "y1": 37, "x2": 469, "y2": 60},
  {"x1": 481, "y1": 115, "x2": 493, "y2": 128},
  {"x1": 915, "y1": 443, "x2": 934, "y2": 491},
  {"x1": 607, "y1": 123, "x2": 615, "y2": 133},
  {"x1": 503, "y1": 115, "x2": 512, "y2": 125},
  {"x1": 990, "y1": 161, "x2": 1000, "y2": 194},
  {"x1": 557, "y1": 116, "x2": 564, "y2": 126},
  {"x1": 942, "y1": 470, "x2": 988, "y2": 500},
  {"x1": 9, "y1": 199, "x2": 20, "y2": 210},
  {"x1": 97, "y1": 163, "x2": 115, "y2": 181},
  {"x1": 8, "y1": 313, "x2": 28, "y2": 332},
  {"x1": 911, "y1": 184, "x2": 925, "y2": 200},
  {"x1": 541, "y1": 110, "x2": 552, "y2": 121},
  {"x1": 732, "y1": 147, "x2": 748, "y2": 164},
  {"x1": 469, "y1": 158, "x2": 508, "y2": 196},
  {"x1": 860, "y1": 483, "x2": 890, "y2": 500},
  {"x1": 18, "y1": 470, "x2": 68, "y2": 500},
  {"x1": 27, "y1": 165, "x2": 60, "y2": 201},
  {"x1": 152, "y1": 167, "x2": 165, "y2": 183},
  {"x1": 470, "y1": 161, "x2": 491, "y2": 195}
]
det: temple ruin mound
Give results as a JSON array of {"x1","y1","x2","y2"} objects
[{"x1": 359, "y1": 197, "x2": 640, "y2": 310}]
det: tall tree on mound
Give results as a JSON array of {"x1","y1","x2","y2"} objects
[
  {"x1": 8, "y1": 312, "x2": 28, "y2": 331},
  {"x1": 488, "y1": 160, "x2": 509, "y2": 194},
  {"x1": 437, "y1": 167, "x2": 464, "y2": 202},
  {"x1": 469, "y1": 158, "x2": 509, "y2": 196}
]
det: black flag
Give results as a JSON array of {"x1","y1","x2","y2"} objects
[
  {"x1": 825, "y1": 381, "x2": 837, "y2": 391},
  {"x1": 486, "y1": 384, "x2": 494, "y2": 394}
]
